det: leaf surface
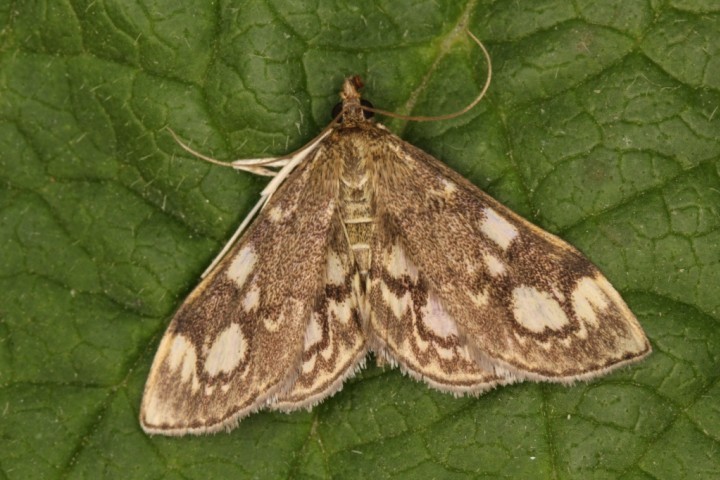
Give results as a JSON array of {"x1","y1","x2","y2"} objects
[{"x1": 1, "y1": 1, "x2": 719, "y2": 478}]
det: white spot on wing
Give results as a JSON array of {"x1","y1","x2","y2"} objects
[
  {"x1": 226, "y1": 246, "x2": 256, "y2": 288},
  {"x1": 572, "y1": 276, "x2": 609, "y2": 328},
  {"x1": 269, "y1": 207, "x2": 283, "y2": 222},
  {"x1": 264, "y1": 312, "x2": 282, "y2": 332},
  {"x1": 436, "y1": 345, "x2": 457, "y2": 360},
  {"x1": 304, "y1": 313, "x2": 324, "y2": 348},
  {"x1": 204, "y1": 324, "x2": 246, "y2": 377},
  {"x1": 480, "y1": 208, "x2": 518, "y2": 250},
  {"x1": 443, "y1": 179, "x2": 457, "y2": 195},
  {"x1": 512, "y1": 286, "x2": 569, "y2": 333},
  {"x1": 166, "y1": 334, "x2": 200, "y2": 391},
  {"x1": 301, "y1": 355, "x2": 317, "y2": 374},
  {"x1": 242, "y1": 283, "x2": 260, "y2": 312},
  {"x1": 421, "y1": 292, "x2": 459, "y2": 338},
  {"x1": 484, "y1": 252, "x2": 507, "y2": 277},
  {"x1": 167, "y1": 335, "x2": 191, "y2": 370}
]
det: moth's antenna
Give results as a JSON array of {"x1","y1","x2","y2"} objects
[{"x1": 362, "y1": 30, "x2": 492, "y2": 122}]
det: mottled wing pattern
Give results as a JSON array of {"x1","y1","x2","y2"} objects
[
  {"x1": 368, "y1": 224, "x2": 510, "y2": 393},
  {"x1": 271, "y1": 216, "x2": 367, "y2": 411},
  {"x1": 140, "y1": 145, "x2": 341, "y2": 435},
  {"x1": 372, "y1": 133, "x2": 651, "y2": 382}
]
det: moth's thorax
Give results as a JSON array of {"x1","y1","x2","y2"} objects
[{"x1": 334, "y1": 127, "x2": 380, "y2": 279}]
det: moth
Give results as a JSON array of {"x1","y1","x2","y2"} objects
[{"x1": 141, "y1": 65, "x2": 650, "y2": 436}]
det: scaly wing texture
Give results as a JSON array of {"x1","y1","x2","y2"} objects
[
  {"x1": 271, "y1": 216, "x2": 367, "y2": 411},
  {"x1": 368, "y1": 223, "x2": 510, "y2": 394},
  {"x1": 372, "y1": 131, "x2": 650, "y2": 382},
  {"x1": 140, "y1": 144, "x2": 341, "y2": 435}
]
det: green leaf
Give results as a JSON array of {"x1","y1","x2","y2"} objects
[{"x1": 1, "y1": 1, "x2": 719, "y2": 478}]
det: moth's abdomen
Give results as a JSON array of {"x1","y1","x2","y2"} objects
[{"x1": 339, "y1": 144, "x2": 375, "y2": 279}]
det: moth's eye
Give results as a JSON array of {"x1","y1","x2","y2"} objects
[
  {"x1": 331, "y1": 102, "x2": 343, "y2": 119},
  {"x1": 361, "y1": 99, "x2": 375, "y2": 119}
]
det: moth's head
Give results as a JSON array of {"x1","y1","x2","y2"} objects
[{"x1": 332, "y1": 76, "x2": 374, "y2": 126}]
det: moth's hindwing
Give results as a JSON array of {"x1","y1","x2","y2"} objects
[
  {"x1": 272, "y1": 215, "x2": 367, "y2": 411},
  {"x1": 140, "y1": 146, "x2": 342, "y2": 435},
  {"x1": 371, "y1": 136, "x2": 651, "y2": 382},
  {"x1": 369, "y1": 225, "x2": 510, "y2": 394}
]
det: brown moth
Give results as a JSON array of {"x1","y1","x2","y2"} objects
[{"x1": 140, "y1": 76, "x2": 650, "y2": 436}]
